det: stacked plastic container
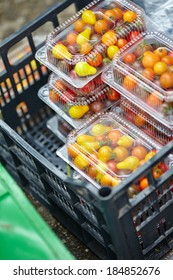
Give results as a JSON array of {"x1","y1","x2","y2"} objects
[
  {"x1": 102, "y1": 31, "x2": 173, "y2": 146},
  {"x1": 36, "y1": 0, "x2": 146, "y2": 138}
]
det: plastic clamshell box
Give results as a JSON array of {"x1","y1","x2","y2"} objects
[
  {"x1": 36, "y1": 0, "x2": 145, "y2": 88},
  {"x1": 102, "y1": 31, "x2": 173, "y2": 128},
  {"x1": 47, "y1": 115, "x2": 73, "y2": 143},
  {"x1": 113, "y1": 98, "x2": 173, "y2": 146},
  {"x1": 38, "y1": 83, "x2": 120, "y2": 128},
  {"x1": 49, "y1": 72, "x2": 105, "y2": 97},
  {"x1": 57, "y1": 111, "x2": 165, "y2": 190}
]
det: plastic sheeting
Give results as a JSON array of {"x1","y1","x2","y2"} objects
[{"x1": 133, "y1": 0, "x2": 173, "y2": 37}]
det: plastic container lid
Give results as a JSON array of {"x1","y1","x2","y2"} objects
[
  {"x1": 111, "y1": 98, "x2": 173, "y2": 145},
  {"x1": 48, "y1": 72, "x2": 105, "y2": 97},
  {"x1": 57, "y1": 111, "x2": 164, "y2": 190},
  {"x1": 38, "y1": 83, "x2": 120, "y2": 128},
  {"x1": 36, "y1": 0, "x2": 145, "y2": 88}
]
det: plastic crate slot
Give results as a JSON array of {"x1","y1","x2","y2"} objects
[
  {"x1": 17, "y1": 164, "x2": 45, "y2": 192},
  {"x1": 82, "y1": 221, "x2": 104, "y2": 246},
  {"x1": 57, "y1": 3, "x2": 76, "y2": 25},
  {"x1": 7, "y1": 38, "x2": 31, "y2": 66},
  {"x1": 49, "y1": 192, "x2": 79, "y2": 222},
  {"x1": 32, "y1": 23, "x2": 55, "y2": 47}
]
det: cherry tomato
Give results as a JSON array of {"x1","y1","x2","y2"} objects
[
  {"x1": 107, "y1": 88, "x2": 120, "y2": 101},
  {"x1": 107, "y1": 159, "x2": 118, "y2": 174},
  {"x1": 123, "y1": 75, "x2": 137, "y2": 91},
  {"x1": 101, "y1": 30, "x2": 117, "y2": 46},
  {"x1": 112, "y1": 8, "x2": 123, "y2": 20},
  {"x1": 154, "y1": 47, "x2": 167, "y2": 58},
  {"x1": 153, "y1": 61, "x2": 168, "y2": 75},
  {"x1": 123, "y1": 11, "x2": 137, "y2": 23},
  {"x1": 87, "y1": 51, "x2": 103, "y2": 67},
  {"x1": 160, "y1": 72, "x2": 173, "y2": 89},
  {"x1": 152, "y1": 166, "x2": 162, "y2": 179},
  {"x1": 141, "y1": 68, "x2": 155, "y2": 81},
  {"x1": 74, "y1": 19, "x2": 85, "y2": 32},
  {"x1": 158, "y1": 162, "x2": 168, "y2": 173},
  {"x1": 66, "y1": 32, "x2": 77, "y2": 44},
  {"x1": 139, "y1": 177, "x2": 149, "y2": 190},
  {"x1": 128, "y1": 30, "x2": 140, "y2": 41},
  {"x1": 100, "y1": 173, "x2": 113, "y2": 187},
  {"x1": 79, "y1": 42, "x2": 92, "y2": 54},
  {"x1": 103, "y1": 10, "x2": 117, "y2": 21},
  {"x1": 94, "y1": 19, "x2": 108, "y2": 34},
  {"x1": 117, "y1": 38, "x2": 128, "y2": 48},
  {"x1": 123, "y1": 53, "x2": 136, "y2": 64}
]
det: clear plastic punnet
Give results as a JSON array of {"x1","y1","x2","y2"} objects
[
  {"x1": 38, "y1": 83, "x2": 120, "y2": 128},
  {"x1": 36, "y1": 0, "x2": 145, "y2": 88},
  {"x1": 102, "y1": 31, "x2": 173, "y2": 127},
  {"x1": 47, "y1": 115, "x2": 73, "y2": 143},
  {"x1": 49, "y1": 72, "x2": 105, "y2": 97},
  {"x1": 56, "y1": 111, "x2": 170, "y2": 192},
  {"x1": 111, "y1": 98, "x2": 173, "y2": 145}
]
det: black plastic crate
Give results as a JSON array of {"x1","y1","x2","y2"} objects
[{"x1": 0, "y1": 0, "x2": 173, "y2": 260}]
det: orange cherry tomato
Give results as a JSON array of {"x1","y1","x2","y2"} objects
[
  {"x1": 161, "y1": 55, "x2": 173, "y2": 65},
  {"x1": 107, "y1": 129, "x2": 122, "y2": 146},
  {"x1": 152, "y1": 166, "x2": 162, "y2": 179},
  {"x1": 79, "y1": 42, "x2": 92, "y2": 54},
  {"x1": 66, "y1": 32, "x2": 77, "y2": 44},
  {"x1": 141, "y1": 68, "x2": 155, "y2": 81},
  {"x1": 87, "y1": 51, "x2": 103, "y2": 67},
  {"x1": 131, "y1": 146, "x2": 148, "y2": 161},
  {"x1": 146, "y1": 92, "x2": 162, "y2": 108},
  {"x1": 140, "y1": 177, "x2": 149, "y2": 190},
  {"x1": 112, "y1": 8, "x2": 123, "y2": 20},
  {"x1": 103, "y1": 9, "x2": 117, "y2": 21},
  {"x1": 100, "y1": 173, "x2": 113, "y2": 187},
  {"x1": 160, "y1": 71, "x2": 173, "y2": 89},
  {"x1": 94, "y1": 19, "x2": 108, "y2": 34},
  {"x1": 142, "y1": 52, "x2": 160, "y2": 68},
  {"x1": 74, "y1": 19, "x2": 85, "y2": 32},
  {"x1": 117, "y1": 38, "x2": 128, "y2": 48},
  {"x1": 67, "y1": 143, "x2": 81, "y2": 158},
  {"x1": 123, "y1": 10, "x2": 137, "y2": 22},
  {"x1": 123, "y1": 75, "x2": 137, "y2": 91},
  {"x1": 123, "y1": 53, "x2": 136, "y2": 64},
  {"x1": 154, "y1": 47, "x2": 167, "y2": 58},
  {"x1": 101, "y1": 30, "x2": 117, "y2": 46}
]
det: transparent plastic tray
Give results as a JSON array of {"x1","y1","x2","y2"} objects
[
  {"x1": 49, "y1": 72, "x2": 105, "y2": 97},
  {"x1": 57, "y1": 111, "x2": 166, "y2": 191},
  {"x1": 111, "y1": 98, "x2": 173, "y2": 145},
  {"x1": 102, "y1": 64, "x2": 173, "y2": 128},
  {"x1": 47, "y1": 115, "x2": 73, "y2": 143},
  {"x1": 36, "y1": 0, "x2": 145, "y2": 88},
  {"x1": 38, "y1": 84, "x2": 119, "y2": 128}
]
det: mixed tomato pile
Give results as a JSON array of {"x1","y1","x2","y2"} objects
[
  {"x1": 49, "y1": 1, "x2": 143, "y2": 78},
  {"x1": 49, "y1": 76, "x2": 120, "y2": 119},
  {"x1": 67, "y1": 119, "x2": 168, "y2": 196},
  {"x1": 120, "y1": 100, "x2": 172, "y2": 145},
  {"x1": 119, "y1": 40, "x2": 173, "y2": 116}
]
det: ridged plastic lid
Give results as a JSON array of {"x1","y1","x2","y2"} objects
[
  {"x1": 36, "y1": 0, "x2": 146, "y2": 88},
  {"x1": 62, "y1": 111, "x2": 162, "y2": 189}
]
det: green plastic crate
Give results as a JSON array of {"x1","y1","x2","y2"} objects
[{"x1": 0, "y1": 164, "x2": 74, "y2": 260}]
